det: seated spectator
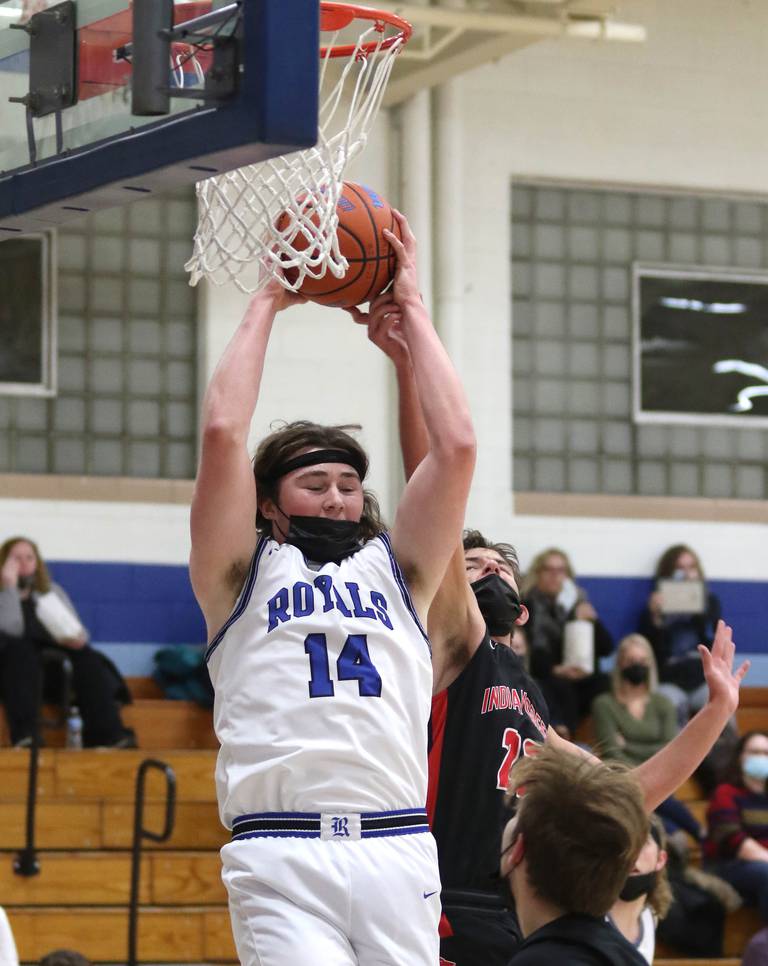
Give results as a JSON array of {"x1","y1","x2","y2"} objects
[
  {"x1": 522, "y1": 548, "x2": 613, "y2": 738},
  {"x1": 500, "y1": 745, "x2": 648, "y2": 965},
  {"x1": 0, "y1": 537, "x2": 135, "y2": 748},
  {"x1": 592, "y1": 634, "x2": 701, "y2": 841},
  {"x1": 705, "y1": 730, "x2": 768, "y2": 922},
  {"x1": 638, "y1": 544, "x2": 721, "y2": 726},
  {"x1": 608, "y1": 817, "x2": 672, "y2": 964},
  {"x1": 593, "y1": 634, "x2": 676, "y2": 767}
]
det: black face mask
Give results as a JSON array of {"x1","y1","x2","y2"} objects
[
  {"x1": 619, "y1": 870, "x2": 657, "y2": 902},
  {"x1": 621, "y1": 663, "x2": 650, "y2": 686},
  {"x1": 471, "y1": 574, "x2": 522, "y2": 637},
  {"x1": 285, "y1": 515, "x2": 363, "y2": 565}
]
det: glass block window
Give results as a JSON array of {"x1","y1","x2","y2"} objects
[
  {"x1": 512, "y1": 183, "x2": 768, "y2": 498},
  {"x1": 0, "y1": 233, "x2": 55, "y2": 396},
  {"x1": 0, "y1": 191, "x2": 198, "y2": 478}
]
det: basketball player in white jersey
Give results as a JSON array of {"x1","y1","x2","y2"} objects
[{"x1": 190, "y1": 211, "x2": 476, "y2": 966}]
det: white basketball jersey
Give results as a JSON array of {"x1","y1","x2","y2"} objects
[{"x1": 206, "y1": 533, "x2": 433, "y2": 827}]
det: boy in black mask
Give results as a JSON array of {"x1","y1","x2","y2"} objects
[
  {"x1": 607, "y1": 818, "x2": 671, "y2": 964},
  {"x1": 357, "y1": 309, "x2": 750, "y2": 966}
]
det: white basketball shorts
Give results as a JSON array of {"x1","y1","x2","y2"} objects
[{"x1": 221, "y1": 810, "x2": 441, "y2": 965}]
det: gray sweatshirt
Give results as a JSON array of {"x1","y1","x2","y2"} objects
[{"x1": 0, "y1": 583, "x2": 88, "y2": 641}]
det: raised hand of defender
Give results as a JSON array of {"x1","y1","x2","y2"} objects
[
  {"x1": 347, "y1": 292, "x2": 410, "y2": 369},
  {"x1": 700, "y1": 620, "x2": 749, "y2": 715},
  {"x1": 383, "y1": 210, "x2": 420, "y2": 307}
]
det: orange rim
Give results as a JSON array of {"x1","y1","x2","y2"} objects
[{"x1": 320, "y1": 2, "x2": 412, "y2": 58}]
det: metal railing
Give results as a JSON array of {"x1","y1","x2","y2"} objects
[
  {"x1": 13, "y1": 651, "x2": 73, "y2": 878},
  {"x1": 127, "y1": 758, "x2": 177, "y2": 966},
  {"x1": 12, "y1": 722, "x2": 41, "y2": 878}
]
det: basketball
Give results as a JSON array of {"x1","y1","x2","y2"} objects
[{"x1": 279, "y1": 182, "x2": 401, "y2": 308}]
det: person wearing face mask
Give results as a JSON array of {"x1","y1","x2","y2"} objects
[
  {"x1": 592, "y1": 635, "x2": 678, "y2": 768},
  {"x1": 0, "y1": 536, "x2": 134, "y2": 748},
  {"x1": 360, "y1": 307, "x2": 750, "y2": 966},
  {"x1": 192, "y1": 214, "x2": 477, "y2": 966},
  {"x1": 521, "y1": 548, "x2": 614, "y2": 739},
  {"x1": 607, "y1": 818, "x2": 672, "y2": 964},
  {"x1": 705, "y1": 731, "x2": 768, "y2": 923},
  {"x1": 592, "y1": 635, "x2": 703, "y2": 843},
  {"x1": 500, "y1": 745, "x2": 649, "y2": 965},
  {"x1": 639, "y1": 544, "x2": 722, "y2": 726}
]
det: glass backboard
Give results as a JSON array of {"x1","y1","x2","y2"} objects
[{"x1": 0, "y1": 0, "x2": 318, "y2": 234}]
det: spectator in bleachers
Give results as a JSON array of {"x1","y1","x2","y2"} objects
[
  {"x1": 0, "y1": 537, "x2": 135, "y2": 748},
  {"x1": 593, "y1": 634, "x2": 676, "y2": 766},
  {"x1": 705, "y1": 730, "x2": 768, "y2": 922},
  {"x1": 607, "y1": 817, "x2": 672, "y2": 964},
  {"x1": 522, "y1": 548, "x2": 613, "y2": 738},
  {"x1": 639, "y1": 544, "x2": 722, "y2": 726},
  {"x1": 592, "y1": 633, "x2": 702, "y2": 842}
]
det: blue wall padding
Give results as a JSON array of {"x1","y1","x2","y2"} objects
[
  {"x1": 580, "y1": 577, "x2": 767, "y2": 654},
  {"x1": 48, "y1": 561, "x2": 206, "y2": 645},
  {"x1": 46, "y1": 561, "x2": 766, "y2": 656}
]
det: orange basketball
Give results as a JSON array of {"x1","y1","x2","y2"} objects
[{"x1": 279, "y1": 182, "x2": 401, "y2": 308}]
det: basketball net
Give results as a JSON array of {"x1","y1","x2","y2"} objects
[{"x1": 185, "y1": 5, "x2": 410, "y2": 294}]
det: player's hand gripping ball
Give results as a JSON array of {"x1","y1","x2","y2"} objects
[{"x1": 277, "y1": 182, "x2": 402, "y2": 309}]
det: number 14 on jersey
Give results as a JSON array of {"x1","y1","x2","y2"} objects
[{"x1": 304, "y1": 633, "x2": 383, "y2": 698}]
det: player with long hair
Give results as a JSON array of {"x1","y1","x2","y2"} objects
[{"x1": 190, "y1": 212, "x2": 476, "y2": 965}]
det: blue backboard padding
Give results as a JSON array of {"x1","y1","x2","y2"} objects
[
  {"x1": 46, "y1": 561, "x2": 768, "y2": 658},
  {"x1": 580, "y1": 576, "x2": 768, "y2": 653},
  {"x1": 0, "y1": 0, "x2": 319, "y2": 221}
]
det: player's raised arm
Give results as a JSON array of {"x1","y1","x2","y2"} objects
[
  {"x1": 372, "y1": 211, "x2": 475, "y2": 616},
  {"x1": 630, "y1": 620, "x2": 749, "y2": 811},
  {"x1": 190, "y1": 281, "x2": 302, "y2": 635},
  {"x1": 353, "y1": 300, "x2": 483, "y2": 687}
]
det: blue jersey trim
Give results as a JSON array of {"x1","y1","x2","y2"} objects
[
  {"x1": 230, "y1": 807, "x2": 429, "y2": 840},
  {"x1": 232, "y1": 830, "x2": 319, "y2": 840},
  {"x1": 366, "y1": 807, "x2": 427, "y2": 819},
  {"x1": 361, "y1": 825, "x2": 429, "y2": 838},
  {"x1": 233, "y1": 810, "x2": 321, "y2": 822},
  {"x1": 231, "y1": 826, "x2": 429, "y2": 841},
  {"x1": 205, "y1": 536, "x2": 269, "y2": 663},
  {"x1": 378, "y1": 532, "x2": 431, "y2": 651}
]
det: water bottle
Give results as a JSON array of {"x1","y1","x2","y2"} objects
[{"x1": 66, "y1": 706, "x2": 83, "y2": 750}]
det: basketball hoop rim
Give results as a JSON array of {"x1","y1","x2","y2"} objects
[{"x1": 320, "y1": 2, "x2": 413, "y2": 58}]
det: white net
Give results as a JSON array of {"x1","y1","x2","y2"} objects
[{"x1": 185, "y1": 11, "x2": 407, "y2": 294}]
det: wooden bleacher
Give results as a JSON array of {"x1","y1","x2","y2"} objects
[
  {"x1": 0, "y1": 681, "x2": 766, "y2": 962},
  {"x1": 0, "y1": 745, "x2": 235, "y2": 963},
  {"x1": 0, "y1": 677, "x2": 232, "y2": 963},
  {"x1": 0, "y1": 677, "x2": 217, "y2": 750}
]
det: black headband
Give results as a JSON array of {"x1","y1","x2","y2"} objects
[{"x1": 264, "y1": 448, "x2": 367, "y2": 483}]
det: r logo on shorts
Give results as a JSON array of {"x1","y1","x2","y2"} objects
[{"x1": 321, "y1": 813, "x2": 362, "y2": 840}]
